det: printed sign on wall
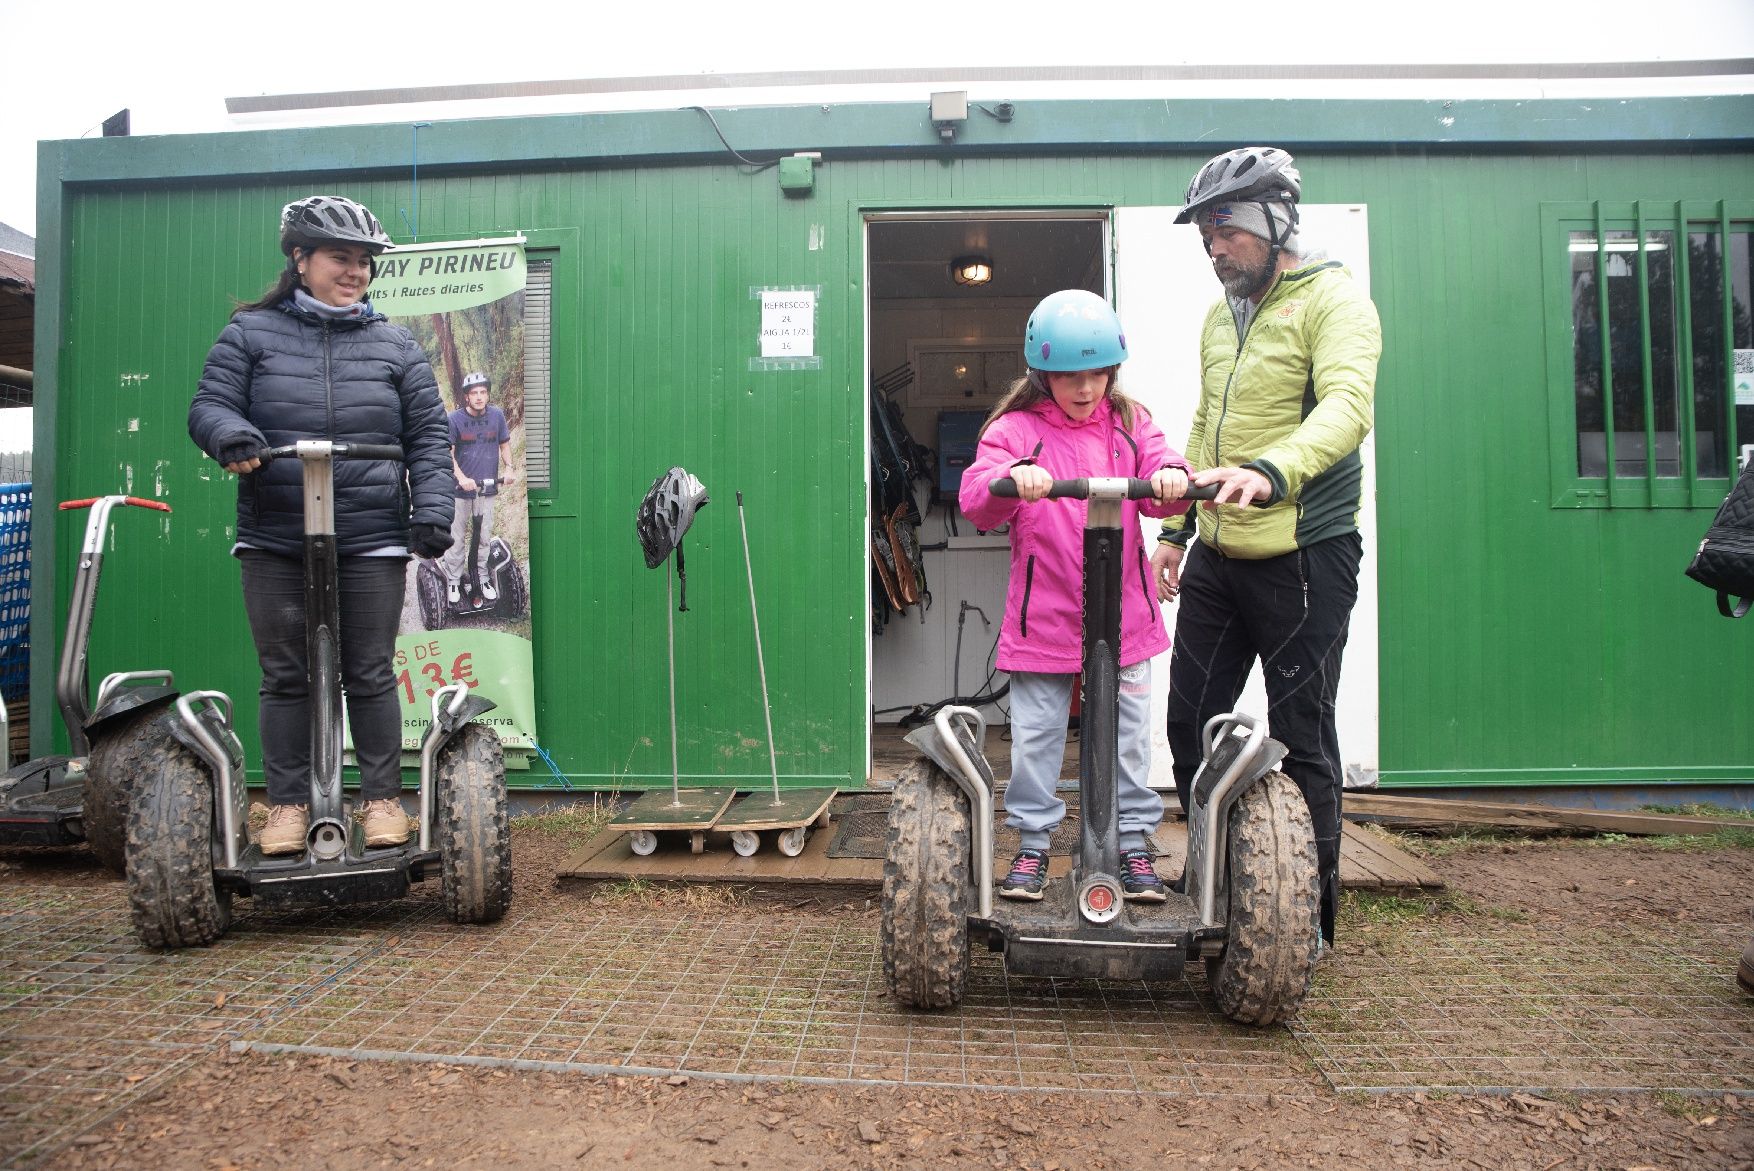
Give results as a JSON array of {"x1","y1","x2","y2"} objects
[{"x1": 373, "y1": 237, "x2": 538, "y2": 759}]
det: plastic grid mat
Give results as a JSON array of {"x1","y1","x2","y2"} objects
[{"x1": 3, "y1": 871, "x2": 1751, "y2": 1167}]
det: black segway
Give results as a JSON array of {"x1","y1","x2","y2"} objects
[
  {"x1": 0, "y1": 495, "x2": 186, "y2": 872},
  {"x1": 124, "y1": 441, "x2": 512, "y2": 948},
  {"x1": 413, "y1": 479, "x2": 526, "y2": 629},
  {"x1": 880, "y1": 476, "x2": 1321, "y2": 1026}
]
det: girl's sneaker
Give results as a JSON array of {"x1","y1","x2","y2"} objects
[
  {"x1": 998, "y1": 848, "x2": 1049, "y2": 901},
  {"x1": 1120, "y1": 849, "x2": 1168, "y2": 902}
]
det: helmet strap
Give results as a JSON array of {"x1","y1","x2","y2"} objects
[{"x1": 1246, "y1": 199, "x2": 1300, "y2": 300}]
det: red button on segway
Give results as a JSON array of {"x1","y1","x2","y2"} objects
[{"x1": 1086, "y1": 885, "x2": 1113, "y2": 913}]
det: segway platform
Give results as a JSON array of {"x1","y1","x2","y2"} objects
[
  {"x1": 975, "y1": 887, "x2": 1221, "y2": 981},
  {"x1": 221, "y1": 834, "x2": 443, "y2": 911},
  {"x1": 0, "y1": 758, "x2": 86, "y2": 848}
]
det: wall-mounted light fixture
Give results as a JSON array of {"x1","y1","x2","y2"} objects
[
  {"x1": 930, "y1": 91, "x2": 968, "y2": 142},
  {"x1": 950, "y1": 255, "x2": 993, "y2": 287}
]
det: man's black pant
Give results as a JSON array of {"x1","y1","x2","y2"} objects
[
  {"x1": 1166, "y1": 532, "x2": 1362, "y2": 942},
  {"x1": 240, "y1": 550, "x2": 409, "y2": 807}
]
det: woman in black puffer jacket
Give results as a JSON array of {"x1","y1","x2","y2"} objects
[{"x1": 188, "y1": 194, "x2": 454, "y2": 856}]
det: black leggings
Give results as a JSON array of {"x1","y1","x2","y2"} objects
[
  {"x1": 1165, "y1": 532, "x2": 1363, "y2": 942},
  {"x1": 239, "y1": 550, "x2": 408, "y2": 806}
]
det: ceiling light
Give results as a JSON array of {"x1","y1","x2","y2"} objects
[{"x1": 951, "y1": 255, "x2": 993, "y2": 286}]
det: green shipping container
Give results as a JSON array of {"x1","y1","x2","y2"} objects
[{"x1": 30, "y1": 95, "x2": 1754, "y2": 796}]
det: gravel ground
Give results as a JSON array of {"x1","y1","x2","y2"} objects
[{"x1": 5, "y1": 815, "x2": 1751, "y2": 1170}]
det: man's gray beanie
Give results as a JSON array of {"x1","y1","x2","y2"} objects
[{"x1": 1196, "y1": 201, "x2": 1299, "y2": 254}]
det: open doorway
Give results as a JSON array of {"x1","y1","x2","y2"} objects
[{"x1": 865, "y1": 212, "x2": 1108, "y2": 777}]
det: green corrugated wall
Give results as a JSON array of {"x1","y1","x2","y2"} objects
[{"x1": 39, "y1": 109, "x2": 1754, "y2": 790}]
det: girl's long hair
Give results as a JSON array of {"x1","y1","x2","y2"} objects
[
  {"x1": 236, "y1": 257, "x2": 303, "y2": 313},
  {"x1": 980, "y1": 367, "x2": 1138, "y2": 435}
]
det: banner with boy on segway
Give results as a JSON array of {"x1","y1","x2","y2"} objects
[{"x1": 369, "y1": 237, "x2": 537, "y2": 764}]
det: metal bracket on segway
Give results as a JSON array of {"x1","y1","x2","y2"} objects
[
  {"x1": 1184, "y1": 712, "x2": 1289, "y2": 930},
  {"x1": 416, "y1": 683, "x2": 497, "y2": 852},
  {"x1": 902, "y1": 705, "x2": 996, "y2": 919},
  {"x1": 166, "y1": 690, "x2": 250, "y2": 869}
]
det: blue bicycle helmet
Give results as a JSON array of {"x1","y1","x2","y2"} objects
[{"x1": 1023, "y1": 290, "x2": 1128, "y2": 372}]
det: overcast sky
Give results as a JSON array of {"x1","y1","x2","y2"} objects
[{"x1": 5, "y1": 0, "x2": 1752, "y2": 236}]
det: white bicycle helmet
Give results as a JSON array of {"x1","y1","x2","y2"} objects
[
  {"x1": 1174, "y1": 147, "x2": 1302, "y2": 224},
  {"x1": 280, "y1": 194, "x2": 395, "y2": 256}
]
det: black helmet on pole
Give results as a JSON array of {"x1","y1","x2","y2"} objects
[{"x1": 637, "y1": 467, "x2": 710, "y2": 570}]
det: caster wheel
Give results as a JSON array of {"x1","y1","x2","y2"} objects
[
  {"x1": 730, "y1": 830, "x2": 761, "y2": 857},
  {"x1": 777, "y1": 826, "x2": 808, "y2": 857},
  {"x1": 628, "y1": 830, "x2": 658, "y2": 857}
]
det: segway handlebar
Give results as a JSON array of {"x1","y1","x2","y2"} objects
[
  {"x1": 988, "y1": 476, "x2": 1222, "y2": 501},
  {"x1": 260, "y1": 442, "x2": 405, "y2": 464},
  {"x1": 59, "y1": 496, "x2": 172, "y2": 512}
]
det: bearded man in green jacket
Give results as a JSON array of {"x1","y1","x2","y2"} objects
[{"x1": 1150, "y1": 146, "x2": 1382, "y2": 948}]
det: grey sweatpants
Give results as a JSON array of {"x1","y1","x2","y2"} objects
[
  {"x1": 1003, "y1": 666, "x2": 1162, "y2": 854},
  {"x1": 441, "y1": 493, "x2": 497, "y2": 582}
]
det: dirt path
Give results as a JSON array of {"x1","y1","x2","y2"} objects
[
  {"x1": 40, "y1": 1050, "x2": 1752, "y2": 1170},
  {"x1": 16, "y1": 826, "x2": 1754, "y2": 1170}
]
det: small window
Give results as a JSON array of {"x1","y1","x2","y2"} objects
[
  {"x1": 522, "y1": 258, "x2": 551, "y2": 491},
  {"x1": 1547, "y1": 202, "x2": 1753, "y2": 507}
]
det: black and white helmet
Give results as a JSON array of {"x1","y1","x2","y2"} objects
[
  {"x1": 280, "y1": 194, "x2": 395, "y2": 256},
  {"x1": 461, "y1": 371, "x2": 491, "y2": 392},
  {"x1": 636, "y1": 467, "x2": 710, "y2": 570},
  {"x1": 1173, "y1": 147, "x2": 1302, "y2": 224}
]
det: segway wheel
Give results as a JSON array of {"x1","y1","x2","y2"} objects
[
  {"x1": 86, "y1": 702, "x2": 175, "y2": 875},
  {"x1": 124, "y1": 720, "x2": 230, "y2": 949},
  {"x1": 434, "y1": 723, "x2": 512, "y2": 924},
  {"x1": 416, "y1": 562, "x2": 449, "y2": 631},
  {"x1": 880, "y1": 758, "x2": 971, "y2": 1010},
  {"x1": 496, "y1": 559, "x2": 529, "y2": 622},
  {"x1": 1206, "y1": 771, "x2": 1320, "y2": 1026}
]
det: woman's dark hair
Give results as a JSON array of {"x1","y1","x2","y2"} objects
[{"x1": 236, "y1": 256, "x2": 303, "y2": 313}]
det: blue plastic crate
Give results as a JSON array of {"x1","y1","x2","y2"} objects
[{"x1": 0, "y1": 483, "x2": 32, "y2": 702}]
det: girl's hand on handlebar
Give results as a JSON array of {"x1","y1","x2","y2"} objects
[
  {"x1": 1193, "y1": 466, "x2": 1272, "y2": 507},
  {"x1": 1151, "y1": 467, "x2": 1190, "y2": 503},
  {"x1": 1010, "y1": 463, "x2": 1053, "y2": 502}
]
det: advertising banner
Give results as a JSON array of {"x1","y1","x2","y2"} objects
[{"x1": 373, "y1": 237, "x2": 537, "y2": 760}]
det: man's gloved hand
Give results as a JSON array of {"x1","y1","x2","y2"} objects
[{"x1": 410, "y1": 523, "x2": 453, "y2": 559}]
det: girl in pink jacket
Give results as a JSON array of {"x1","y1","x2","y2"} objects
[{"x1": 958, "y1": 290, "x2": 1192, "y2": 903}]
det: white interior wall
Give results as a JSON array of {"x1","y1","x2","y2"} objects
[
  {"x1": 869, "y1": 298, "x2": 1034, "y2": 723},
  {"x1": 1114, "y1": 204, "x2": 1378, "y2": 789}
]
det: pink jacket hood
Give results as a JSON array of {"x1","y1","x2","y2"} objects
[{"x1": 958, "y1": 397, "x2": 1190, "y2": 673}]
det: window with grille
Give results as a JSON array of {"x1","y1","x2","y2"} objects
[
  {"x1": 1546, "y1": 202, "x2": 1753, "y2": 507},
  {"x1": 522, "y1": 258, "x2": 551, "y2": 491}
]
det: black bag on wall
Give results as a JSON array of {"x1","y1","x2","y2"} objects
[{"x1": 1685, "y1": 460, "x2": 1754, "y2": 618}]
